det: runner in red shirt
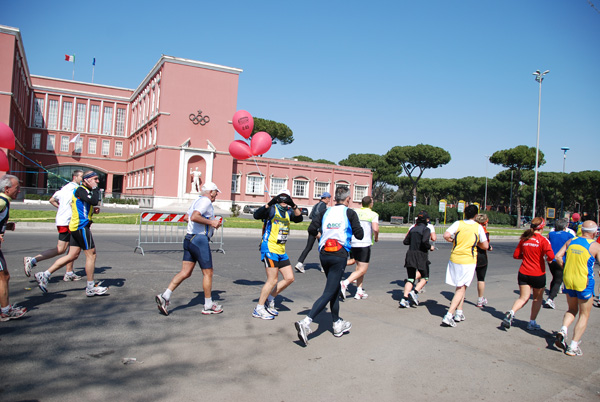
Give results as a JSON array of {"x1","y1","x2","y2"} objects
[{"x1": 501, "y1": 217, "x2": 554, "y2": 330}]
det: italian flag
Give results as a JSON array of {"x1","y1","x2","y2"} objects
[{"x1": 65, "y1": 54, "x2": 75, "y2": 62}]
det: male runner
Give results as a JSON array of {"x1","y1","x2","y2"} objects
[
  {"x1": 340, "y1": 195, "x2": 379, "y2": 300},
  {"x1": 0, "y1": 175, "x2": 27, "y2": 321},
  {"x1": 294, "y1": 186, "x2": 363, "y2": 345},
  {"x1": 295, "y1": 192, "x2": 330, "y2": 273},
  {"x1": 554, "y1": 220, "x2": 600, "y2": 356},
  {"x1": 34, "y1": 171, "x2": 108, "y2": 297},
  {"x1": 441, "y1": 205, "x2": 488, "y2": 327},
  {"x1": 24, "y1": 170, "x2": 83, "y2": 281},
  {"x1": 545, "y1": 218, "x2": 574, "y2": 309},
  {"x1": 155, "y1": 182, "x2": 223, "y2": 316},
  {"x1": 252, "y1": 189, "x2": 302, "y2": 319},
  {"x1": 399, "y1": 210, "x2": 431, "y2": 308}
]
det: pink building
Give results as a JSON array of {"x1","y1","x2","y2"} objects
[{"x1": 0, "y1": 25, "x2": 371, "y2": 210}]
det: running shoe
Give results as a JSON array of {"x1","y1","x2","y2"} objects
[
  {"x1": 544, "y1": 299, "x2": 556, "y2": 309},
  {"x1": 339, "y1": 281, "x2": 348, "y2": 300},
  {"x1": 23, "y1": 256, "x2": 35, "y2": 277},
  {"x1": 265, "y1": 300, "x2": 279, "y2": 316},
  {"x1": 554, "y1": 329, "x2": 567, "y2": 352},
  {"x1": 320, "y1": 266, "x2": 325, "y2": 273},
  {"x1": 476, "y1": 297, "x2": 488, "y2": 307},
  {"x1": 63, "y1": 272, "x2": 83, "y2": 282},
  {"x1": 408, "y1": 291, "x2": 419, "y2": 306},
  {"x1": 155, "y1": 294, "x2": 169, "y2": 316},
  {"x1": 294, "y1": 262, "x2": 305, "y2": 273},
  {"x1": 501, "y1": 312, "x2": 513, "y2": 329},
  {"x1": 565, "y1": 344, "x2": 583, "y2": 357},
  {"x1": 86, "y1": 283, "x2": 108, "y2": 297},
  {"x1": 354, "y1": 290, "x2": 368, "y2": 299},
  {"x1": 252, "y1": 307, "x2": 274, "y2": 320},
  {"x1": 35, "y1": 272, "x2": 49, "y2": 293},
  {"x1": 0, "y1": 305, "x2": 27, "y2": 322},
  {"x1": 295, "y1": 321, "x2": 312, "y2": 346},
  {"x1": 333, "y1": 319, "x2": 352, "y2": 337},
  {"x1": 399, "y1": 299, "x2": 410, "y2": 308},
  {"x1": 202, "y1": 302, "x2": 223, "y2": 315},
  {"x1": 442, "y1": 314, "x2": 457, "y2": 328},
  {"x1": 527, "y1": 321, "x2": 541, "y2": 331},
  {"x1": 454, "y1": 312, "x2": 465, "y2": 322}
]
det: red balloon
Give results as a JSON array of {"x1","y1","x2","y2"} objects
[
  {"x1": 232, "y1": 110, "x2": 254, "y2": 139},
  {"x1": 0, "y1": 151, "x2": 9, "y2": 171},
  {"x1": 0, "y1": 122, "x2": 15, "y2": 150},
  {"x1": 228, "y1": 140, "x2": 253, "y2": 160},
  {"x1": 251, "y1": 131, "x2": 272, "y2": 156}
]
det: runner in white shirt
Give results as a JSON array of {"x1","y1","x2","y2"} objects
[{"x1": 23, "y1": 170, "x2": 83, "y2": 281}]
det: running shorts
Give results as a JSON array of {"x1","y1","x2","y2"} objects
[
  {"x1": 70, "y1": 226, "x2": 95, "y2": 250},
  {"x1": 0, "y1": 249, "x2": 6, "y2": 272},
  {"x1": 262, "y1": 252, "x2": 290, "y2": 268},
  {"x1": 564, "y1": 280, "x2": 595, "y2": 300},
  {"x1": 517, "y1": 272, "x2": 546, "y2": 289},
  {"x1": 350, "y1": 246, "x2": 371, "y2": 263},
  {"x1": 445, "y1": 261, "x2": 476, "y2": 287},
  {"x1": 183, "y1": 233, "x2": 213, "y2": 269},
  {"x1": 57, "y1": 225, "x2": 70, "y2": 242}
]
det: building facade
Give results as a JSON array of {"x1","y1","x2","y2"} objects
[{"x1": 0, "y1": 25, "x2": 371, "y2": 210}]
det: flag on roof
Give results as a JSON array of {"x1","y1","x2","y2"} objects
[
  {"x1": 92, "y1": 58, "x2": 96, "y2": 66},
  {"x1": 65, "y1": 54, "x2": 75, "y2": 62}
]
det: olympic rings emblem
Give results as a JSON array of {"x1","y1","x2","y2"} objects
[{"x1": 189, "y1": 109, "x2": 210, "y2": 126}]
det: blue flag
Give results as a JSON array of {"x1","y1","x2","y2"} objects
[{"x1": 92, "y1": 58, "x2": 96, "y2": 66}]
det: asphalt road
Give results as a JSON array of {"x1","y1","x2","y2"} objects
[{"x1": 1, "y1": 228, "x2": 599, "y2": 401}]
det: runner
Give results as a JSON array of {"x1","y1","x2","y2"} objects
[
  {"x1": 340, "y1": 196, "x2": 379, "y2": 300},
  {"x1": 501, "y1": 217, "x2": 554, "y2": 330},
  {"x1": 294, "y1": 186, "x2": 363, "y2": 345},
  {"x1": 295, "y1": 192, "x2": 330, "y2": 273},
  {"x1": 554, "y1": 220, "x2": 600, "y2": 356},
  {"x1": 34, "y1": 171, "x2": 108, "y2": 297},
  {"x1": 545, "y1": 218, "x2": 574, "y2": 309},
  {"x1": 251, "y1": 189, "x2": 303, "y2": 319},
  {"x1": 474, "y1": 213, "x2": 492, "y2": 307},
  {"x1": 24, "y1": 170, "x2": 83, "y2": 281},
  {"x1": 0, "y1": 175, "x2": 27, "y2": 321},
  {"x1": 155, "y1": 182, "x2": 223, "y2": 316},
  {"x1": 399, "y1": 210, "x2": 430, "y2": 308}
]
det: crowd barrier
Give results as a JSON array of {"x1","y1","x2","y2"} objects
[{"x1": 134, "y1": 211, "x2": 225, "y2": 256}]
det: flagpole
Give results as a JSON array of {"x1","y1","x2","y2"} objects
[
  {"x1": 72, "y1": 53, "x2": 75, "y2": 80},
  {"x1": 92, "y1": 57, "x2": 95, "y2": 83}
]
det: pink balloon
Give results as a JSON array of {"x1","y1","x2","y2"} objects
[
  {"x1": 251, "y1": 131, "x2": 272, "y2": 156},
  {"x1": 228, "y1": 140, "x2": 253, "y2": 160},
  {"x1": 0, "y1": 122, "x2": 15, "y2": 150},
  {"x1": 232, "y1": 110, "x2": 254, "y2": 139},
  {"x1": 0, "y1": 151, "x2": 9, "y2": 172}
]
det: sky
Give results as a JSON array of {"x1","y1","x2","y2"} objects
[{"x1": 3, "y1": 1, "x2": 599, "y2": 179}]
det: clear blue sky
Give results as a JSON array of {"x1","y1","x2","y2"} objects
[{"x1": 4, "y1": 1, "x2": 599, "y2": 179}]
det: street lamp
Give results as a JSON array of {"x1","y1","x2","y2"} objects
[
  {"x1": 561, "y1": 146, "x2": 570, "y2": 173},
  {"x1": 532, "y1": 69, "x2": 549, "y2": 218},
  {"x1": 484, "y1": 155, "x2": 490, "y2": 212}
]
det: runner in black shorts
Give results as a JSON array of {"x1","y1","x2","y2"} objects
[
  {"x1": 474, "y1": 214, "x2": 492, "y2": 307},
  {"x1": 399, "y1": 211, "x2": 431, "y2": 308}
]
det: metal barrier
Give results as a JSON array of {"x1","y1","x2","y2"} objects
[{"x1": 134, "y1": 211, "x2": 225, "y2": 256}]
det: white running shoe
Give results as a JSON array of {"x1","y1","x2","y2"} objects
[
  {"x1": 454, "y1": 312, "x2": 465, "y2": 322},
  {"x1": 24, "y1": 257, "x2": 35, "y2": 277},
  {"x1": 202, "y1": 302, "x2": 223, "y2": 315},
  {"x1": 295, "y1": 321, "x2": 312, "y2": 346},
  {"x1": 155, "y1": 294, "x2": 170, "y2": 316},
  {"x1": 265, "y1": 300, "x2": 278, "y2": 316},
  {"x1": 86, "y1": 283, "x2": 108, "y2": 297},
  {"x1": 408, "y1": 291, "x2": 419, "y2": 306},
  {"x1": 35, "y1": 272, "x2": 49, "y2": 293},
  {"x1": 442, "y1": 314, "x2": 457, "y2": 327},
  {"x1": 294, "y1": 262, "x2": 305, "y2": 273},
  {"x1": 252, "y1": 307, "x2": 274, "y2": 320},
  {"x1": 399, "y1": 299, "x2": 410, "y2": 308},
  {"x1": 63, "y1": 273, "x2": 83, "y2": 282},
  {"x1": 354, "y1": 290, "x2": 368, "y2": 299},
  {"x1": 333, "y1": 319, "x2": 352, "y2": 337},
  {"x1": 339, "y1": 281, "x2": 348, "y2": 300}
]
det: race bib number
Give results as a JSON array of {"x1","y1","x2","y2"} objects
[{"x1": 277, "y1": 227, "x2": 289, "y2": 244}]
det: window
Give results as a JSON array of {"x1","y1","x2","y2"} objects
[
  {"x1": 62, "y1": 101, "x2": 73, "y2": 130},
  {"x1": 142, "y1": 133, "x2": 146, "y2": 148},
  {"x1": 101, "y1": 140, "x2": 110, "y2": 156},
  {"x1": 47, "y1": 134, "x2": 55, "y2": 151},
  {"x1": 74, "y1": 136, "x2": 83, "y2": 154},
  {"x1": 153, "y1": 127, "x2": 157, "y2": 144},
  {"x1": 32, "y1": 133, "x2": 41, "y2": 149},
  {"x1": 116, "y1": 108, "x2": 126, "y2": 137},
  {"x1": 148, "y1": 128, "x2": 153, "y2": 145},
  {"x1": 115, "y1": 141, "x2": 123, "y2": 156},
  {"x1": 293, "y1": 179, "x2": 309, "y2": 198},
  {"x1": 47, "y1": 100, "x2": 59, "y2": 129},
  {"x1": 76, "y1": 103, "x2": 86, "y2": 132},
  {"x1": 246, "y1": 175, "x2": 264, "y2": 195},
  {"x1": 60, "y1": 136, "x2": 70, "y2": 152},
  {"x1": 270, "y1": 178, "x2": 287, "y2": 195},
  {"x1": 33, "y1": 98, "x2": 44, "y2": 128},
  {"x1": 354, "y1": 185, "x2": 368, "y2": 202},
  {"x1": 89, "y1": 105, "x2": 100, "y2": 133},
  {"x1": 88, "y1": 138, "x2": 97, "y2": 154},
  {"x1": 103, "y1": 106, "x2": 113, "y2": 135},
  {"x1": 231, "y1": 174, "x2": 241, "y2": 193},
  {"x1": 314, "y1": 182, "x2": 330, "y2": 199}
]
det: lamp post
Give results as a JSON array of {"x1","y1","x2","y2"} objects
[
  {"x1": 560, "y1": 146, "x2": 569, "y2": 217},
  {"x1": 484, "y1": 155, "x2": 490, "y2": 212},
  {"x1": 532, "y1": 69, "x2": 549, "y2": 218}
]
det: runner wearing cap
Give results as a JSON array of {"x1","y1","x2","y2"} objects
[
  {"x1": 155, "y1": 182, "x2": 223, "y2": 316},
  {"x1": 251, "y1": 189, "x2": 303, "y2": 319}
]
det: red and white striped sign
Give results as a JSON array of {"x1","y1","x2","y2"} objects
[{"x1": 141, "y1": 213, "x2": 187, "y2": 223}]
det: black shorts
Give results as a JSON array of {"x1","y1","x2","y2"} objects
[
  {"x1": 476, "y1": 264, "x2": 487, "y2": 282},
  {"x1": 263, "y1": 256, "x2": 291, "y2": 269},
  {"x1": 350, "y1": 246, "x2": 371, "y2": 263},
  {"x1": 70, "y1": 226, "x2": 95, "y2": 250},
  {"x1": 406, "y1": 266, "x2": 429, "y2": 281},
  {"x1": 57, "y1": 226, "x2": 70, "y2": 242},
  {"x1": 0, "y1": 249, "x2": 6, "y2": 272},
  {"x1": 518, "y1": 272, "x2": 546, "y2": 289}
]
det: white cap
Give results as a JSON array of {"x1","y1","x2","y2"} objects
[
  {"x1": 201, "y1": 182, "x2": 221, "y2": 193},
  {"x1": 278, "y1": 188, "x2": 291, "y2": 197}
]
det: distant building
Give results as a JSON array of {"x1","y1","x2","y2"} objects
[{"x1": 0, "y1": 25, "x2": 371, "y2": 210}]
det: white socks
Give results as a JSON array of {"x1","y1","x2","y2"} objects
[{"x1": 163, "y1": 289, "x2": 172, "y2": 301}]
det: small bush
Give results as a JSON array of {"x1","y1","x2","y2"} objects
[
  {"x1": 25, "y1": 194, "x2": 52, "y2": 201},
  {"x1": 231, "y1": 204, "x2": 241, "y2": 217},
  {"x1": 103, "y1": 197, "x2": 139, "y2": 205}
]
